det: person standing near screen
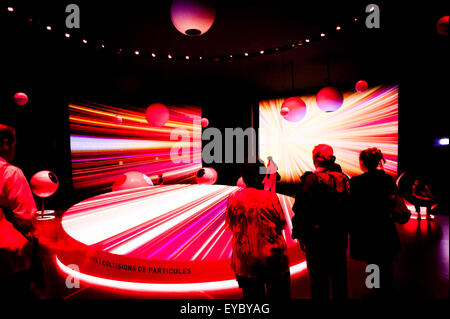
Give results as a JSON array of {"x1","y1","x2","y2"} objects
[
  {"x1": 291, "y1": 144, "x2": 350, "y2": 300},
  {"x1": 226, "y1": 160, "x2": 290, "y2": 299},
  {"x1": 263, "y1": 156, "x2": 278, "y2": 193},
  {"x1": 349, "y1": 147, "x2": 404, "y2": 298},
  {"x1": 0, "y1": 124, "x2": 37, "y2": 298}
]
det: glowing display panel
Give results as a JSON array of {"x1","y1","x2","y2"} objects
[
  {"x1": 69, "y1": 101, "x2": 202, "y2": 193},
  {"x1": 259, "y1": 85, "x2": 398, "y2": 182}
]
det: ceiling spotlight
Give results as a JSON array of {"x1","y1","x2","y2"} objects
[
  {"x1": 65, "y1": 33, "x2": 70, "y2": 38},
  {"x1": 275, "y1": 48, "x2": 279, "y2": 51},
  {"x1": 292, "y1": 44, "x2": 296, "y2": 47},
  {"x1": 82, "y1": 39, "x2": 87, "y2": 44},
  {"x1": 305, "y1": 39, "x2": 310, "y2": 43},
  {"x1": 151, "y1": 53, "x2": 156, "y2": 58},
  {"x1": 244, "y1": 52, "x2": 249, "y2": 56},
  {"x1": 229, "y1": 54, "x2": 233, "y2": 58},
  {"x1": 101, "y1": 44, "x2": 105, "y2": 48},
  {"x1": 260, "y1": 50, "x2": 264, "y2": 54},
  {"x1": 199, "y1": 56, "x2": 203, "y2": 60},
  {"x1": 134, "y1": 50, "x2": 140, "y2": 55},
  {"x1": 185, "y1": 55, "x2": 189, "y2": 60},
  {"x1": 320, "y1": 33, "x2": 326, "y2": 37},
  {"x1": 46, "y1": 26, "x2": 52, "y2": 31},
  {"x1": 7, "y1": 7, "x2": 14, "y2": 12},
  {"x1": 168, "y1": 54, "x2": 173, "y2": 59},
  {"x1": 354, "y1": 18, "x2": 358, "y2": 22},
  {"x1": 336, "y1": 26, "x2": 341, "y2": 30}
]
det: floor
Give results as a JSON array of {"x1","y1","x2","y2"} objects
[{"x1": 32, "y1": 208, "x2": 448, "y2": 299}]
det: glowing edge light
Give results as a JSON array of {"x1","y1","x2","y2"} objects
[{"x1": 56, "y1": 256, "x2": 307, "y2": 293}]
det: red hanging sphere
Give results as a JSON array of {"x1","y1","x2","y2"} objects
[
  {"x1": 201, "y1": 118, "x2": 209, "y2": 127},
  {"x1": 14, "y1": 92, "x2": 28, "y2": 106},
  {"x1": 437, "y1": 16, "x2": 449, "y2": 35},
  {"x1": 355, "y1": 80, "x2": 369, "y2": 93},
  {"x1": 145, "y1": 103, "x2": 170, "y2": 127},
  {"x1": 281, "y1": 97, "x2": 307, "y2": 122},
  {"x1": 316, "y1": 87, "x2": 344, "y2": 112}
]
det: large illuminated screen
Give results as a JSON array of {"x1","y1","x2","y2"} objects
[
  {"x1": 259, "y1": 85, "x2": 398, "y2": 182},
  {"x1": 69, "y1": 101, "x2": 202, "y2": 193}
]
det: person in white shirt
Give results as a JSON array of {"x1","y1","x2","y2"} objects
[{"x1": 0, "y1": 124, "x2": 37, "y2": 298}]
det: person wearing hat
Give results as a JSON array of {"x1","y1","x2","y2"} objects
[{"x1": 291, "y1": 144, "x2": 350, "y2": 299}]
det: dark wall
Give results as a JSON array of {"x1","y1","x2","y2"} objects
[{"x1": 1, "y1": 2, "x2": 448, "y2": 210}]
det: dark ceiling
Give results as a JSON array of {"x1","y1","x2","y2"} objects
[
  {"x1": 3, "y1": 0, "x2": 448, "y2": 102},
  {"x1": 1, "y1": 0, "x2": 448, "y2": 207}
]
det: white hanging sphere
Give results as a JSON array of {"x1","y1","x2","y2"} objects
[{"x1": 170, "y1": 0, "x2": 216, "y2": 36}]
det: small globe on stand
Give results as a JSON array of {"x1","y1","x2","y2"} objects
[
  {"x1": 195, "y1": 167, "x2": 218, "y2": 185},
  {"x1": 30, "y1": 170, "x2": 59, "y2": 220}
]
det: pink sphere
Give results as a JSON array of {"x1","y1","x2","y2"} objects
[
  {"x1": 280, "y1": 106, "x2": 290, "y2": 117},
  {"x1": 14, "y1": 92, "x2": 28, "y2": 106},
  {"x1": 316, "y1": 87, "x2": 344, "y2": 112},
  {"x1": 281, "y1": 97, "x2": 307, "y2": 122},
  {"x1": 145, "y1": 103, "x2": 170, "y2": 127},
  {"x1": 170, "y1": 0, "x2": 216, "y2": 36},
  {"x1": 30, "y1": 171, "x2": 59, "y2": 198},
  {"x1": 437, "y1": 16, "x2": 449, "y2": 35},
  {"x1": 201, "y1": 118, "x2": 209, "y2": 127},
  {"x1": 112, "y1": 171, "x2": 154, "y2": 192},
  {"x1": 114, "y1": 115, "x2": 123, "y2": 125},
  {"x1": 195, "y1": 167, "x2": 218, "y2": 185},
  {"x1": 355, "y1": 80, "x2": 369, "y2": 93}
]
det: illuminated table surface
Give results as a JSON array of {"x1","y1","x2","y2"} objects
[{"x1": 57, "y1": 184, "x2": 306, "y2": 294}]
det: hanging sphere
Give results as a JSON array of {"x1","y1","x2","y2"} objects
[
  {"x1": 195, "y1": 167, "x2": 218, "y2": 185},
  {"x1": 30, "y1": 171, "x2": 59, "y2": 198},
  {"x1": 114, "y1": 115, "x2": 123, "y2": 125},
  {"x1": 281, "y1": 97, "x2": 307, "y2": 122},
  {"x1": 170, "y1": 0, "x2": 216, "y2": 36},
  {"x1": 280, "y1": 106, "x2": 290, "y2": 117},
  {"x1": 316, "y1": 87, "x2": 344, "y2": 112},
  {"x1": 201, "y1": 118, "x2": 209, "y2": 127},
  {"x1": 355, "y1": 80, "x2": 369, "y2": 93},
  {"x1": 14, "y1": 92, "x2": 28, "y2": 106},
  {"x1": 145, "y1": 103, "x2": 170, "y2": 127},
  {"x1": 236, "y1": 176, "x2": 246, "y2": 187},
  {"x1": 437, "y1": 16, "x2": 449, "y2": 35},
  {"x1": 112, "y1": 171, "x2": 154, "y2": 192}
]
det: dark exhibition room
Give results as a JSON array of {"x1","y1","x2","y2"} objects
[{"x1": 0, "y1": 0, "x2": 448, "y2": 312}]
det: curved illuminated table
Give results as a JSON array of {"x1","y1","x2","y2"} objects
[{"x1": 57, "y1": 184, "x2": 306, "y2": 294}]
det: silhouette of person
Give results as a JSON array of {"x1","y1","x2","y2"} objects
[
  {"x1": 291, "y1": 144, "x2": 350, "y2": 299},
  {"x1": 411, "y1": 179, "x2": 435, "y2": 220},
  {"x1": 156, "y1": 173, "x2": 164, "y2": 185},
  {"x1": 226, "y1": 160, "x2": 290, "y2": 299},
  {"x1": 263, "y1": 156, "x2": 278, "y2": 193},
  {"x1": 349, "y1": 147, "x2": 401, "y2": 298},
  {"x1": 0, "y1": 124, "x2": 37, "y2": 298}
]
